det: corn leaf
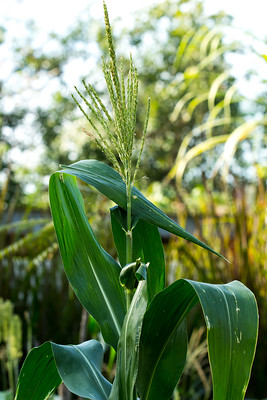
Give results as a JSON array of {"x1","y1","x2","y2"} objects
[
  {"x1": 133, "y1": 218, "x2": 165, "y2": 302},
  {"x1": 49, "y1": 173, "x2": 126, "y2": 349},
  {"x1": 15, "y1": 342, "x2": 61, "y2": 400},
  {"x1": 109, "y1": 281, "x2": 148, "y2": 400},
  {"x1": 137, "y1": 279, "x2": 258, "y2": 400},
  {"x1": 60, "y1": 160, "x2": 227, "y2": 261},
  {"x1": 191, "y1": 280, "x2": 258, "y2": 399},
  {"x1": 52, "y1": 340, "x2": 112, "y2": 399},
  {"x1": 110, "y1": 206, "x2": 165, "y2": 302},
  {"x1": 110, "y1": 205, "x2": 137, "y2": 267},
  {"x1": 15, "y1": 340, "x2": 111, "y2": 400}
]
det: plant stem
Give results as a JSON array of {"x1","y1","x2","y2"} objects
[
  {"x1": 125, "y1": 179, "x2": 133, "y2": 310},
  {"x1": 126, "y1": 190, "x2": 132, "y2": 261}
]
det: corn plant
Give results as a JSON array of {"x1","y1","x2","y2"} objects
[{"x1": 14, "y1": 3, "x2": 258, "y2": 400}]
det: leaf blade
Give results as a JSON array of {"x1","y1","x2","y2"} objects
[
  {"x1": 188, "y1": 279, "x2": 259, "y2": 399},
  {"x1": 15, "y1": 342, "x2": 62, "y2": 400},
  {"x1": 110, "y1": 206, "x2": 165, "y2": 302},
  {"x1": 137, "y1": 280, "x2": 195, "y2": 400},
  {"x1": 52, "y1": 340, "x2": 112, "y2": 400},
  {"x1": 137, "y1": 279, "x2": 258, "y2": 400},
  {"x1": 49, "y1": 172, "x2": 126, "y2": 349},
  {"x1": 60, "y1": 160, "x2": 227, "y2": 261},
  {"x1": 135, "y1": 219, "x2": 165, "y2": 301},
  {"x1": 15, "y1": 340, "x2": 111, "y2": 400},
  {"x1": 109, "y1": 281, "x2": 148, "y2": 400}
]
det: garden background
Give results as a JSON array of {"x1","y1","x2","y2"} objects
[{"x1": 0, "y1": 0, "x2": 266, "y2": 398}]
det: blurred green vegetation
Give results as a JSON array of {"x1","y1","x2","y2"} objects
[
  {"x1": 0, "y1": 298, "x2": 22, "y2": 394},
  {"x1": 0, "y1": 0, "x2": 266, "y2": 398},
  {"x1": 165, "y1": 161, "x2": 267, "y2": 399}
]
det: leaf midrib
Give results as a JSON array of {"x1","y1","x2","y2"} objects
[{"x1": 72, "y1": 344, "x2": 108, "y2": 399}]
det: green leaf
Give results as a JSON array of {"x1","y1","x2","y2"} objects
[
  {"x1": 134, "y1": 218, "x2": 165, "y2": 301},
  {"x1": 109, "y1": 281, "x2": 148, "y2": 400},
  {"x1": 51, "y1": 340, "x2": 112, "y2": 400},
  {"x1": 60, "y1": 160, "x2": 227, "y2": 261},
  {"x1": 15, "y1": 342, "x2": 62, "y2": 400},
  {"x1": 137, "y1": 279, "x2": 258, "y2": 400},
  {"x1": 111, "y1": 206, "x2": 165, "y2": 302},
  {"x1": 119, "y1": 261, "x2": 140, "y2": 290},
  {"x1": 136, "y1": 280, "x2": 193, "y2": 400},
  {"x1": 135, "y1": 262, "x2": 148, "y2": 281},
  {"x1": 15, "y1": 340, "x2": 111, "y2": 400},
  {"x1": 189, "y1": 280, "x2": 258, "y2": 400},
  {"x1": 49, "y1": 173, "x2": 126, "y2": 349},
  {"x1": 110, "y1": 206, "x2": 129, "y2": 267}
]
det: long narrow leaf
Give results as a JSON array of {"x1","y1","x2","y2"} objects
[
  {"x1": 49, "y1": 173, "x2": 126, "y2": 349},
  {"x1": 137, "y1": 279, "x2": 258, "y2": 400},
  {"x1": 111, "y1": 206, "x2": 165, "y2": 302},
  {"x1": 189, "y1": 280, "x2": 258, "y2": 399},
  {"x1": 136, "y1": 280, "x2": 195, "y2": 400},
  {"x1": 60, "y1": 160, "x2": 227, "y2": 261},
  {"x1": 109, "y1": 281, "x2": 148, "y2": 400},
  {"x1": 134, "y1": 219, "x2": 165, "y2": 302}
]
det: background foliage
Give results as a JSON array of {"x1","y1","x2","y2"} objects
[{"x1": 0, "y1": 0, "x2": 266, "y2": 398}]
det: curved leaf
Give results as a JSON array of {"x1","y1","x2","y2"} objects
[
  {"x1": 136, "y1": 280, "x2": 195, "y2": 400},
  {"x1": 60, "y1": 160, "x2": 227, "y2": 261},
  {"x1": 190, "y1": 280, "x2": 258, "y2": 399},
  {"x1": 137, "y1": 279, "x2": 258, "y2": 400},
  {"x1": 49, "y1": 173, "x2": 126, "y2": 349},
  {"x1": 15, "y1": 340, "x2": 111, "y2": 400},
  {"x1": 15, "y1": 342, "x2": 61, "y2": 400},
  {"x1": 52, "y1": 340, "x2": 112, "y2": 400}
]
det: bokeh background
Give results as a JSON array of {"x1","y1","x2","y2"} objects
[{"x1": 0, "y1": 0, "x2": 266, "y2": 398}]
